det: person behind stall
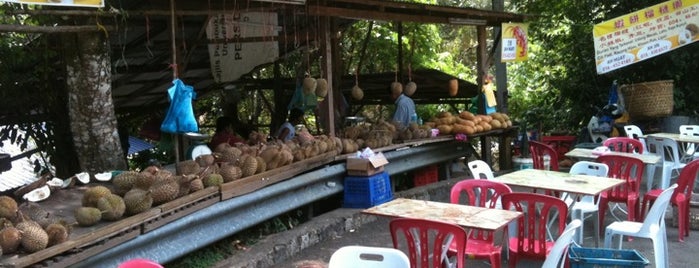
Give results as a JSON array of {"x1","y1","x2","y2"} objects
[
  {"x1": 209, "y1": 116, "x2": 245, "y2": 149},
  {"x1": 276, "y1": 108, "x2": 305, "y2": 141},
  {"x1": 391, "y1": 84, "x2": 416, "y2": 129}
]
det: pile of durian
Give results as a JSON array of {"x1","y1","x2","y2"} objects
[
  {"x1": 339, "y1": 120, "x2": 432, "y2": 154},
  {"x1": 425, "y1": 111, "x2": 513, "y2": 135},
  {"x1": 74, "y1": 166, "x2": 200, "y2": 227},
  {"x1": 0, "y1": 196, "x2": 72, "y2": 255}
]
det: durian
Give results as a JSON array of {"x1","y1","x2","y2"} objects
[
  {"x1": 219, "y1": 163, "x2": 242, "y2": 183},
  {"x1": 241, "y1": 156, "x2": 258, "y2": 177},
  {"x1": 405, "y1": 81, "x2": 417, "y2": 96},
  {"x1": 16, "y1": 221, "x2": 48, "y2": 253},
  {"x1": 203, "y1": 174, "x2": 224, "y2": 188},
  {"x1": 81, "y1": 186, "x2": 112, "y2": 208},
  {"x1": 123, "y1": 189, "x2": 153, "y2": 215},
  {"x1": 149, "y1": 178, "x2": 180, "y2": 205},
  {"x1": 45, "y1": 222, "x2": 70, "y2": 247},
  {"x1": 97, "y1": 194, "x2": 126, "y2": 221},
  {"x1": 302, "y1": 77, "x2": 317, "y2": 95},
  {"x1": 0, "y1": 226, "x2": 21, "y2": 254},
  {"x1": 351, "y1": 85, "x2": 364, "y2": 100},
  {"x1": 315, "y1": 78, "x2": 328, "y2": 97},
  {"x1": 176, "y1": 160, "x2": 200, "y2": 176},
  {"x1": 112, "y1": 171, "x2": 141, "y2": 193},
  {"x1": 189, "y1": 178, "x2": 204, "y2": 192},
  {"x1": 0, "y1": 196, "x2": 18, "y2": 219},
  {"x1": 74, "y1": 207, "x2": 102, "y2": 227}
]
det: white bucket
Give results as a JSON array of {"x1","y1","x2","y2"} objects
[{"x1": 512, "y1": 156, "x2": 551, "y2": 170}]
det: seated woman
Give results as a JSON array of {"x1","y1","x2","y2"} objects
[{"x1": 209, "y1": 116, "x2": 245, "y2": 149}]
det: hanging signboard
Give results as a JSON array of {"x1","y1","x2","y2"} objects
[
  {"x1": 593, "y1": 0, "x2": 699, "y2": 74},
  {"x1": 501, "y1": 23, "x2": 529, "y2": 62},
  {"x1": 0, "y1": 0, "x2": 104, "y2": 8},
  {"x1": 206, "y1": 12, "x2": 280, "y2": 83}
]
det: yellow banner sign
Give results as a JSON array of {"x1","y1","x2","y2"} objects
[
  {"x1": 1, "y1": 0, "x2": 104, "y2": 8},
  {"x1": 593, "y1": 0, "x2": 699, "y2": 74},
  {"x1": 501, "y1": 23, "x2": 529, "y2": 62}
]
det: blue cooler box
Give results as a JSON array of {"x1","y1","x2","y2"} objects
[
  {"x1": 568, "y1": 246, "x2": 649, "y2": 268},
  {"x1": 343, "y1": 171, "x2": 393, "y2": 208}
]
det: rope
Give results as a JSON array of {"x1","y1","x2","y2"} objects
[{"x1": 169, "y1": 0, "x2": 178, "y2": 79}]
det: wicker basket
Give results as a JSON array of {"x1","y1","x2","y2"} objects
[{"x1": 620, "y1": 80, "x2": 674, "y2": 119}]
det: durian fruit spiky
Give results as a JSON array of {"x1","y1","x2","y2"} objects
[
  {"x1": 45, "y1": 222, "x2": 70, "y2": 247},
  {"x1": 112, "y1": 171, "x2": 141, "y2": 194},
  {"x1": 203, "y1": 174, "x2": 224, "y2": 188},
  {"x1": 16, "y1": 220, "x2": 48, "y2": 253},
  {"x1": 82, "y1": 186, "x2": 112, "y2": 208},
  {"x1": 195, "y1": 154, "x2": 215, "y2": 167},
  {"x1": 351, "y1": 85, "x2": 364, "y2": 100},
  {"x1": 0, "y1": 226, "x2": 22, "y2": 254},
  {"x1": 302, "y1": 77, "x2": 317, "y2": 95},
  {"x1": 390, "y1": 81, "x2": 403, "y2": 95},
  {"x1": 149, "y1": 178, "x2": 180, "y2": 205},
  {"x1": 19, "y1": 202, "x2": 53, "y2": 229},
  {"x1": 176, "y1": 160, "x2": 200, "y2": 176},
  {"x1": 219, "y1": 162, "x2": 242, "y2": 183},
  {"x1": 189, "y1": 178, "x2": 204, "y2": 192},
  {"x1": 74, "y1": 207, "x2": 102, "y2": 227},
  {"x1": 0, "y1": 196, "x2": 18, "y2": 220},
  {"x1": 405, "y1": 81, "x2": 417, "y2": 96},
  {"x1": 123, "y1": 188, "x2": 153, "y2": 215},
  {"x1": 241, "y1": 156, "x2": 258, "y2": 177},
  {"x1": 97, "y1": 194, "x2": 126, "y2": 221},
  {"x1": 255, "y1": 156, "x2": 267, "y2": 174},
  {"x1": 315, "y1": 78, "x2": 328, "y2": 97}
]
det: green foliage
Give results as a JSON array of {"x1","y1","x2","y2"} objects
[{"x1": 507, "y1": 0, "x2": 699, "y2": 136}]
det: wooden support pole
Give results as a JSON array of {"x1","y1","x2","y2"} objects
[
  {"x1": 323, "y1": 16, "x2": 336, "y2": 137},
  {"x1": 476, "y1": 25, "x2": 493, "y2": 165}
]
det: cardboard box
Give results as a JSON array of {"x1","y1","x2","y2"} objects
[{"x1": 346, "y1": 152, "x2": 389, "y2": 176}]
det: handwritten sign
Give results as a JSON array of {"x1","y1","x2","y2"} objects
[
  {"x1": 593, "y1": 0, "x2": 699, "y2": 74},
  {"x1": 1, "y1": 0, "x2": 103, "y2": 7},
  {"x1": 501, "y1": 23, "x2": 529, "y2": 62}
]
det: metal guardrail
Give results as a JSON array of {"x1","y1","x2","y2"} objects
[{"x1": 74, "y1": 140, "x2": 471, "y2": 267}]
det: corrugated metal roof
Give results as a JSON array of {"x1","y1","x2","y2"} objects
[
  {"x1": 128, "y1": 136, "x2": 155, "y2": 155},
  {"x1": 0, "y1": 141, "x2": 42, "y2": 193}
]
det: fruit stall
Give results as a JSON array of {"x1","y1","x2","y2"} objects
[{"x1": 0, "y1": 122, "x2": 515, "y2": 267}]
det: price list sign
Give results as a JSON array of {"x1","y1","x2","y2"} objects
[{"x1": 593, "y1": 0, "x2": 699, "y2": 74}]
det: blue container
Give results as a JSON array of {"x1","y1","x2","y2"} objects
[
  {"x1": 568, "y1": 246, "x2": 649, "y2": 268},
  {"x1": 343, "y1": 171, "x2": 393, "y2": 208}
]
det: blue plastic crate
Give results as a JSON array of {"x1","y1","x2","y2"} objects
[
  {"x1": 568, "y1": 246, "x2": 649, "y2": 268},
  {"x1": 343, "y1": 171, "x2": 393, "y2": 208}
]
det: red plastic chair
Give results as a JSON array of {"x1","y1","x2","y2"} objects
[
  {"x1": 449, "y1": 180, "x2": 512, "y2": 267},
  {"x1": 596, "y1": 154, "x2": 645, "y2": 232},
  {"x1": 118, "y1": 258, "x2": 163, "y2": 268},
  {"x1": 501, "y1": 192, "x2": 569, "y2": 268},
  {"x1": 390, "y1": 218, "x2": 468, "y2": 268},
  {"x1": 529, "y1": 140, "x2": 561, "y2": 197},
  {"x1": 641, "y1": 158, "x2": 699, "y2": 242},
  {"x1": 529, "y1": 140, "x2": 559, "y2": 171},
  {"x1": 603, "y1": 137, "x2": 644, "y2": 154}
]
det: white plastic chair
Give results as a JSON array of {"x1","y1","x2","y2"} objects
[
  {"x1": 679, "y1": 125, "x2": 699, "y2": 162},
  {"x1": 603, "y1": 184, "x2": 677, "y2": 268},
  {"x1": 465, "y1": 160, "x2": 503, "y2": 210},
  {"x1": 567, "y1": 161, "x2": 609, "y2": 247},
  {"x1": 328, "y1": 245, "x2": 410, "y2": 268},
  {"x1": 624, "y1": 125, "x2": 648, "y2": 154},
  {"x1": 542, "y1": 219, "x2": 582, "y2": 268},
  {"x1": 466, "y1": 160, "x2": 495, "y2": 180},
  {"x1": 646, "y1": 136, "x2": 685, "y2": 190}
]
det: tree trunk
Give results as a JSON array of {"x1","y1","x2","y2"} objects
[{"x1": 61, "y1": 31, "x2": 127, "y2": 172}]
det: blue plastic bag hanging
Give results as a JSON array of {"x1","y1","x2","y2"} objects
[{"x1": 161, "y1": 79, "x2": 199, "y2": 133}]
